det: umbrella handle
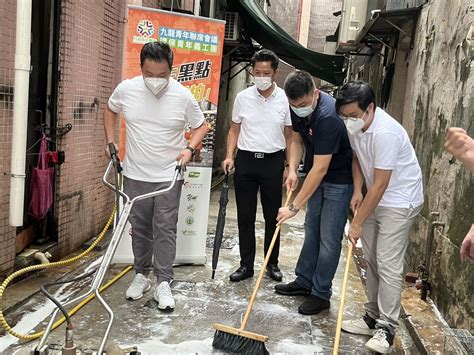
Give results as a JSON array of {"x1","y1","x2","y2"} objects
[
  {"x1": 224, "y1": 171, "x2": 229, "y2": 184},
  {"x1": 240, "y1": 190, "x2": 293, "y2": 331}
]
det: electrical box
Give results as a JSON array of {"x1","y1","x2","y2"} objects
[{"x1": 337, "y1": 0, "x2": 369, "y2": 52}]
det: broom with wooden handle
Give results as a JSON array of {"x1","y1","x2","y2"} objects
[
  {"x1": 333, "y1": 210, "x2": 357, "y2": 354},
  {"x1": 212, "y1": 191, "x2": 293, "y2": 354},
  {"x1": 333, "y1": 242, "x2": 354, "y2": 354}
]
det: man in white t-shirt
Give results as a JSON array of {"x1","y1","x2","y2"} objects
[
  {"x1": 104, "y1": 41, "x2": 208, "y2": 312},
  {"x1": 335, "y1": 81, "x2": 424, "y2": 353},
  {"x1": 222, "y1": 49, "x2": 292, "y2": 283}
]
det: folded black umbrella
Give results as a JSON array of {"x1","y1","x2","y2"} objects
[{"x1": 211, "y1": 172, "x2": 229, "y2": 279}]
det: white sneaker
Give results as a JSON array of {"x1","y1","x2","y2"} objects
[
  {"x1": 125, "y1": 273, "x2": 151, "y2": 300},
  {"x1": 342, "y1": 315, "x2": 376, "y2": 336},
  {"x1": 365, "y1": 328, "x2": 394, "y2": 353},
  {"x1": 154, "y1": 281, "x2": 175, "y2": 312}
]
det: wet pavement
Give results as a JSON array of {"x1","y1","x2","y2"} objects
[{"x1": 1, "y1": 177, "x2": 420, "y2": 354}]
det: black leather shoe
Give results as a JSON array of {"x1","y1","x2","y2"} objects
[
  {"x1": 275, "y1": 280, "x2": 310, "y2": 296},
  {"x1": 266, "y1": 264, "x2": 283, "y2": 281},
  {"x1": 229, "y1": 266, "x2": 254, "y2": 282},
  {"x1": 298, "y1": 295, "x2": 330, "y2": 315}
]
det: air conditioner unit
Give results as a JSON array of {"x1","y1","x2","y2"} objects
[
  {"x1": 337, "y1": 0, "x2": 369, "y2": 52},
  {"x1": 224, "y1": 12, "x2": 239, "y2": 41}
]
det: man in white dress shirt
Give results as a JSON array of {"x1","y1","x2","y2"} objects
[{"x1": 222, "y1": 49, "x2": 292, "y2": 282}]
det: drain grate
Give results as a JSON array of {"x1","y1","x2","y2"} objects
[{"x1": 206, "y1": 234, "x2": 238, "y2": 249}]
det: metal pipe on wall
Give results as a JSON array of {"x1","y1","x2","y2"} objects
[
  {"x1": 194, "y1": 0, "x2": 200, "y2": 16},
  {"x1": 209, "y1": 0, "x2": 216, "y2": 18},
  {"x1": 9, "y1": 0, "x2": 33, "y2": 227}
]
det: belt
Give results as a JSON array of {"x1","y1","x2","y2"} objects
[{"x1": 238, "y1": 149, "x2": 284, "y2": 159}]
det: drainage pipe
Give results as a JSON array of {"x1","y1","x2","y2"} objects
[
  {"x1": 9, "y1": 0, "x2": 33, "y2": 227},
  {"x1": 35, "y1": 252, "x2": 52, "y2": 264}
]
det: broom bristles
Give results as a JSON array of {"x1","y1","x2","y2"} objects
[{"x1": 213, "y1": 329, "x2": 269, "y2": 354}]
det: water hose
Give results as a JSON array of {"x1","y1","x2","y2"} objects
[
  {"x1": 0, "y1": 207, "x2": 116, "y2": 341},
  {"x1": 40, "y1": 269, "x2": 98, "y2": 327}
]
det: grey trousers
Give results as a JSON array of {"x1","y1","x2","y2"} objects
[
  {"x1": 361, "y1": 205, "x2": 422, "y2": 332},
  {"x1": 123, "y1": 176, "x2": 183, "y2": 283}
]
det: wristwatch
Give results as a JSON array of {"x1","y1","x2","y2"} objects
[
  {"x1": 288, "y1": 203, "x2": 299, "y2": 213},
  {"x1": 185, "y1": 145, "x2": 196, "y2": 157}
]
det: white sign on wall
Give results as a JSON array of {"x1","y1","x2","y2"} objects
[{"x1": 112, "y1": 166, "x2": 211, "y2": 265}]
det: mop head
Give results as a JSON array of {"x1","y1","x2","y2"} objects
[{"x1": 212, "y1": 328, "x2": 269, "y2": 354}]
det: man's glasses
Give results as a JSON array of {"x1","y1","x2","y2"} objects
[{"x1": 339, "y1": 109, "x2": 368, "y2": 121}]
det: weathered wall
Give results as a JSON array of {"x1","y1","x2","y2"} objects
[
  {"x1": 266, "y1": 0, "x2": 300, "y2": 39},
  {"x1": 308, "y1": 0, "x2": 343, "y2": 52},
  {"x1": 400, "y1": 0, "x2": 473, "y2": 331}
]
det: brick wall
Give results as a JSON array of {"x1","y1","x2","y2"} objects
[
  {"x1": 54, "y1": 0, "x2": 129, "y2": 258},
  {"x1": 266, "y1": 0, "x2": 300, "y2": 39},
  {"x1": 0, "y1": 0, "x2": 16, "y2": 272}
]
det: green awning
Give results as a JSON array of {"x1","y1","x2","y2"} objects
[{"x1": 234, "y1": 0, "x2": 346, "y2": 85}]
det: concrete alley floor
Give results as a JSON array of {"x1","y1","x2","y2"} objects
[{"x1": 1, "y1": 176, "x2": 418, "y2": 354}]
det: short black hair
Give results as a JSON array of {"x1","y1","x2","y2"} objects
[
  {"x1": 140, "y1": 41, "x2": 174, "y2": 70},
  {"x1": 335, "y1": 81, "x2": 376, "y2": 113},
  {"x1": 284, "y1": 71, "x2": 315, "y2": 100},
  {"x1": 251, "y1": 49, "x2": 279, "y2": 70}
]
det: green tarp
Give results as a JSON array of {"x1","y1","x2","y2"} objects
[{"x1": 235, "y1": 0, "x2": 346, "y2": 85}]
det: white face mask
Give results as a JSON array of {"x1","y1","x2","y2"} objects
[
  {"x1": 254, "y1": 76, "x2": 273, "y2": 91},
  {"x1": 344, "y1": 118, "x2": 365, "y2": 134},
  {"x1": 291, "y1": 105, "x2": 313, "y2": 118},
  {"x1": 144, "y1": 77, "x2": 169, "y2": 95},
  {"x1": 342, "y1": 111, "x2": 368, "y2": 134},
  {"x1": 290, "y1": 92, "x2": 316, "y2": 118}
]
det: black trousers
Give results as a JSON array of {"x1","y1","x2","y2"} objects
[{"x1": 234, "y1": 149, "x2": 285, "y2": 269}]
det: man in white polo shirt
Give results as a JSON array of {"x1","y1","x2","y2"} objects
[
  {"x1": 335, "y1": 81, "x2": 424, "y2": 353},
  {"x1": 222, "y1": 49, "x2": 292, "y2": 282},
  {"x1": 104, "y1": 41, "x2": 208, "y2": 312}
]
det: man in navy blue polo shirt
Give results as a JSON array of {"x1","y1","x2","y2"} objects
[{"x1": 275, "y1": 71, "x2": 354, "y2": 315}]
